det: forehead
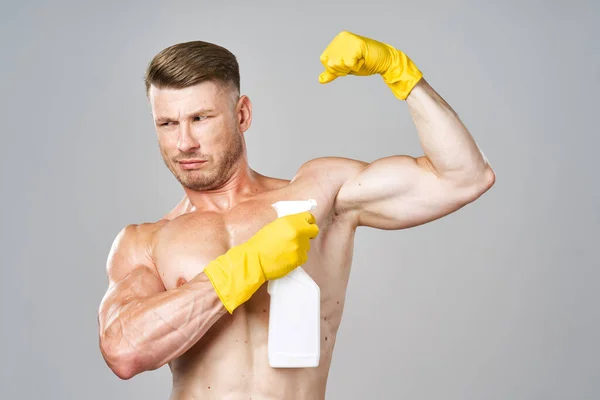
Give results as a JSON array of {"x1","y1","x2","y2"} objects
[{"x1": 149, "y1": 81, "x2": 227, "y2": 116}]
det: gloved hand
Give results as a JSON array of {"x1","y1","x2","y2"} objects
[
  {"x1": 204, "y1": 211, "x2": 319, "y2": 313},
  {"x1": 318, "y1": 30, "x2": 423, "y2": 100}
]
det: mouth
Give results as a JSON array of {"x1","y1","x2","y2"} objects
[{"x1": 178, "y1": 160, "x2": 207, "y2": 170}]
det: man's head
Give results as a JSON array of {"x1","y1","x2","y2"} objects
[{"x1": 144, "y1": 40, "x2": 251, "y2": 191}]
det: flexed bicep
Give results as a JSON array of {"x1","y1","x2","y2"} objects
[{"x1": 334, "y1": 155, "x2": 473, "y2": 230}]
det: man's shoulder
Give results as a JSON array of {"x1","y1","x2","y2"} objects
[
  {"x1": 117, "y1": 220, "x2": 167, "y2": 240},
  {"x1": 109, "y1": 220, "x2": 167, "y2": 259},
  {"x1": 105, "y1": 220, "x2": 167, "y2": 280}
]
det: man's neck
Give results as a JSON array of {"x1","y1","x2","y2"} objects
[{"x1": 182, "y1": 165, "x2": 264, "y2": 213}]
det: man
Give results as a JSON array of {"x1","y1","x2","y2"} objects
[{"x1": 98, "y1": 31, "x2": 495, "y2": 399}]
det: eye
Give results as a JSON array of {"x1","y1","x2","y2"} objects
[{"x1": 193, "y1": 116, "x2": 207, "y2": 122}]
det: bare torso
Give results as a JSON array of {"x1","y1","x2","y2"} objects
[{"x1": 143, "y1": 164, "x2": 357, "y2": 399}]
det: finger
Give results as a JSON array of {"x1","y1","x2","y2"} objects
[
  {"x1": 307, "y1": 222, "x2": 320, "y2": 239},
  {"x1": 300, "y1": 211, "x2": 316, "y2": 224},
  {"x1": 352, "y1": 57, "x2": 365, "y2": 72},
  {"x1": 325, "y1": 57, "x2": 352, "y2": 74},
  {"x1": 319, "y1": 70, "x2": 338, "y2": 84},
  {"x1": 341, "y1": 55, "x2": 359, "y2": 69}
]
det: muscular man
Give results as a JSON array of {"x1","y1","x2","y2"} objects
[{"x1": 98, "y1": 31, "x2": 495, "y2": 399}]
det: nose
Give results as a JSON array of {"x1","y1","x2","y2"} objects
[{"x1": 177, "y1": 121, "x2": 200, "y2": 153}]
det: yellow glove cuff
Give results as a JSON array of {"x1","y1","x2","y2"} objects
[
  {"x1": 204, "y1": 243, "x2": 266, "y2": 314},
  {"x1": 381, "y1": 45, "x2": 423, "y2": 100}
]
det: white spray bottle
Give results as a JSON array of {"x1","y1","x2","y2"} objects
[{"x1": 267, "y1": 199, "x2": 320, "y2": 368}]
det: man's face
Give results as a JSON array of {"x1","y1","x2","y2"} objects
[{"x1": 149, "y1": 81, "x2": 245, "y2": 191}]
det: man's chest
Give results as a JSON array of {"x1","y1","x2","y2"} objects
[{"x1": 151, "y1": 181, "x2": 341, "y2": 290}]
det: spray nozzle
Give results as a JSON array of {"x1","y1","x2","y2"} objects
[{"x1": 271, "y1": 199, "x2": 318, "y2": 218}]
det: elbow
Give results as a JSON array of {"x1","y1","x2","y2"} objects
[
  {"x1": 455, "y1": 166, "x2": 496, "y2": 203},
  {"x1": 478, "y1": 166, "x2": 496, "y2": 192},
  {"x1": 99, "y1": 329, "x2": 144, "y2": 380},
  {"x1": 112, "y1": 361, "x2": 140, "y2": 381},
  {"x1": 112, "y1": 358, "x2": 142, "y2": 381},
  {"x1": 473, "y1": 166, "x2": 496, "y2": 198}
]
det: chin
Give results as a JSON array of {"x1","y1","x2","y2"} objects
[{"x1": 181, "y1": 174, "x2": 222, "y2": 191}]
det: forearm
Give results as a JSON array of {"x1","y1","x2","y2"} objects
[
  {"x1": 101, "y1": 272, "x2": 226, "y2": 379},
  {"x1": 405, "y1": 78, "x2": 493, "y2": 185}
]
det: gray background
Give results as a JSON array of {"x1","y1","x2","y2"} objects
[{"x1": 1, "y1": 0, "x2": 598, "y2": 399}]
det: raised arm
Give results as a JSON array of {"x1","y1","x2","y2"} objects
[
  {"x1": 318, "y1": 31, "x2": 495, "y2": 229},
  {"x1": 98, "y1": 224, "x2": 226, "y2": 380}
]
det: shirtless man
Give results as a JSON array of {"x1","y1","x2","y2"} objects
[{"x1": 98, "y1": 31, "x2": 495, "y2": 399}]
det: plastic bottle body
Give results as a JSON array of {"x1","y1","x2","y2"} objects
[{"x1": 267, "y1": 199, "x2": 321, "y2": 368}]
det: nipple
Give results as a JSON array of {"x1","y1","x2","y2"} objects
[{"x1": 176, "y1": 277, "x2": 187, "y2": 287}]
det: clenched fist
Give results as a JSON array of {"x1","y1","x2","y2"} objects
[
  {"x1": 247, "y1": 211, "x2": 319, "y2": 280},
  {"x1": 318, "y1": 30, "x2": 423, "y2": 100},
  {"x1": 204, "y1": 212, "x2": 319, "y2": 313}
]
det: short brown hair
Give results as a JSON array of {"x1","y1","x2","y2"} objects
[{"x1": 144, "y1": 40, "x2": 240, "y2": 98}]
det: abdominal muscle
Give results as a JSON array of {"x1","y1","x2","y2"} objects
[{"x1": 167, "y1": 286, "x2": 336, "y2": 400}]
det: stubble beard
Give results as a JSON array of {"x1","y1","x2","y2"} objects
[{"x1": 163, "y1": 132, "x2": 245, "y2": 192}]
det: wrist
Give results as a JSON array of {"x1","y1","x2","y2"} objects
[
  {"x1": 381, "y1": 47, "x2": 423, "y2": 100},
  {"x1": 204, "y1": 245, "x2": 266, "y2": 314}
]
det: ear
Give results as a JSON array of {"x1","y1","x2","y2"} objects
[{"x1": 236, "y1": 95, "x2": 252, "y2": 134}]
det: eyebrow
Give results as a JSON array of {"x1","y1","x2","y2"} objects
[{"x1": 155, "y1": 108, "x2": 216, "y2": 124}]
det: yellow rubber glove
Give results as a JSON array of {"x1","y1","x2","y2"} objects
[
  {"x1": 319, "y1": 31, "x2": 423, "y2": 100},
  {"x1": 204, "y1": 212, "x2": 319, "y2": 313}
]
